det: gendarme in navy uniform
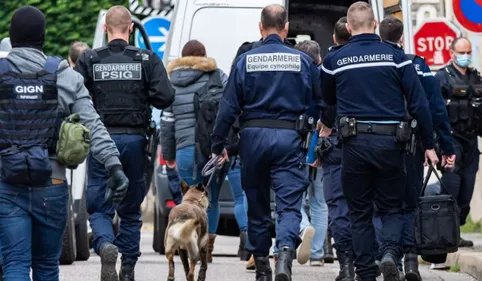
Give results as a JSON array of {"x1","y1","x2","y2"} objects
[
  {"x1": 211, "y1": 5, "x2": 322, "y2": 281},
  {"x1": 318, "y1": 3, "x2": 437, "y2": 281},
  {"x1": 74, "y1": 6, "x2": 174, "y2": 281}
]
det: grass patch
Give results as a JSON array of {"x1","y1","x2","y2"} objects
[
  {"x1": 450, "y1": 264, "x2": 461, "y2": 272},
  {"x1": 460, "y1": 215, "x2": 481, "y2": 233}
]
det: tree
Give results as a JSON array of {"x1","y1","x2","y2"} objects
[{"x1": 0, "y1": 0, "x2": 128, "y2": 58}]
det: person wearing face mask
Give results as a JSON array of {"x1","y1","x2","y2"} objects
[
  {"x1": 74, "y1": 5, "x2": 174, "y2": 281},
  {"x1": 318, "y1": 2, "x2": 438, "y2": 281},
  {"x1": 434, "y1": 37, "x2": 482, "y2": 249}
]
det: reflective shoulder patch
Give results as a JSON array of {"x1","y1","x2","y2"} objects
[
  {"x1": 93, "y1": 63, "x2": 142, "y2": 81},
  {"x1": 245, "y1": 53, "x2": 301, "y2": 72}
]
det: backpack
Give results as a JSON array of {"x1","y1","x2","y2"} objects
[{"x1": 194, "y1": 70, "x2": 239, "y2": 159}]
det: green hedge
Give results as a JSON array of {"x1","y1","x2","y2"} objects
[{"x1": 0, "y1": 0, "x2": 128, "y2": 58}]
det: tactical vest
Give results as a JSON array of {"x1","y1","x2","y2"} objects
[
  {"x1": 442, "y1": 66, "x2": 482, "y2": 135},
  {"x1": 0, "y1": 57, "x2": 63, "y2": 152},
  {"x1": 90, "y1": 46, "x2": 150, "y2": 129}
]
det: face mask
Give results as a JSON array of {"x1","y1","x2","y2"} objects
[{"x1": 455, "y1": 54, "x2": 472, "y2": 68}]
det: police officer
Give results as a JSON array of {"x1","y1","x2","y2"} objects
[
  {"x1": 0, "y1": 6, "x2": 129, "y2": 281},
  {"x1": 378, "y1": 15, "x2": 456, "y2": 281},
  {"x1": 211, "y1": 4, "x2": 322, "y2": 281},
  {"x1": 318, "y1": 2, "x2": 438, "y2": 281},
  {"x1": 74, "y1": 5, "x2": 174, "y2": 281},
  {"x1": 68, "y1": 41, "x2": 90, "y2": 68},
  {"x1": 434, "y1": 36, "x2": 482, "y2": 248}
]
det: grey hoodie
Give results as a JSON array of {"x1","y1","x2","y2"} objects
[{"x1": 4, "y1": 48, "x2": 121, "y2": 180}]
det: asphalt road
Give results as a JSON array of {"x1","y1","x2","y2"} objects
[{"x1": 59, "y1": 226, "x2": 476, "y2": 281}]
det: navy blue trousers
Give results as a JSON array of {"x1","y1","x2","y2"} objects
[
  {"x1": 87, "y1": 134, "x2": 147, "y2": 265},
  {"x1": 322, "y1": 136, "x2": 353, "y2": 253},
  {"x1": 441, "y1": 136, "x2": 479, "y2": 226},
  {"x1": 239, "y1": 128, "x2": 309, "y2": 257},
  {"x1": 342, "y1": 134, "x2": 405, "y2": 280}
]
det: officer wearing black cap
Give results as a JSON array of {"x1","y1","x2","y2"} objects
[
  {"x1": 211, "y1": 4, "x2": 322, "y2": 281},
  {"x1": 0, "y1": 5, "x2": 129, "y2": 281},
  {"x1": 318, "y1": 2, "x2": 439, "y2": 281},
  {"x1": 378, "y1": 15, "x2": 456, "y2": 281},
  {"x1": 74, "y1": 5, "x2": 174, "y2": 281}
]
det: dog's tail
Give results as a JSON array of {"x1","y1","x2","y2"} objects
[{"x1": 169, "y1": 219, "x2": 201, "y2": 241}]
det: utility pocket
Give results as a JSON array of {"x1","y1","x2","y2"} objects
[{"x1": 0, "y1": 145, "x2": 52, "y2": 186}]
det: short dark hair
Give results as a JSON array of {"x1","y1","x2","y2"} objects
[
  {"x1": 261, "y1": 4, "x2": 288, "y2": 31},
  {"x1": 181, "y1": 40, "x2": 206, "y2": 57},
  {"x1": 295, "y1": 40, "x2": 321, "y2": 63},
  {"x1": 334, "y1": 16, "x2": 350, "y2": 44},
  {"x1": 450, "y1": 37, "x2": 470, "y2": 50},
  {"x1": 379, "y1": 16, "x2": 404, "y2": 43},
  {"x1": 68, "y1": 41, "x2": 90, "y2": 64}
]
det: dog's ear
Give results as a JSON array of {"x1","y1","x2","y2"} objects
[
  {"x1": 195, "y1": 183, "x2": 205, "y2": 192},
  {"x1": 180, "y1": 180, "x2": 190, "y2": 195}
]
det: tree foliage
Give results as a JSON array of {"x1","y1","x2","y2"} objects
[{"x1": 0, "y1": 0, "x2": 128, "y2": 58}]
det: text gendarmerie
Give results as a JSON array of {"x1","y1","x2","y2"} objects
[
  {"x1": 246, "y1": 53, "x2": 301, "y2": 72},
  {"x1": 93, "y1": 63, "x2": 142, "y2": 81},
  {"x1": 336, "y1": 54, "x2": 394, "y2": 66}
]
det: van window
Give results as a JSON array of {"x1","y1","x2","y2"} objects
[{"x1": 190, "y1": 7, "x2": 263, "y2": 74}]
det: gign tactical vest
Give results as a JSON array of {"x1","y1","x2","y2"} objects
[
  {"x1": 90, "y1": 46, "x2": 150, "y2": 129},
  {"x1": 442, "y1": 66, "x2": 482, "y2": 136},
  {"x1": 0, "y1": 56, "x2": 64, "y2": 186}
]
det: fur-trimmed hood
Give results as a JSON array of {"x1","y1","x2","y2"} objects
[{"x1": 167, "y1": 56, "x2": 217, "y2": 87}]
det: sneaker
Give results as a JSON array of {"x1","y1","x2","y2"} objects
[
  {"x1": 309, "y1": 258, "x2": 324, "y2": 267},
  {"x1": 430, "y1": 263, "x2": 449, "y2": 270},
  {"x1": 246, "y1": 255, "x2": 256, "y2": 271},
  {"x1": 297, "y1": 225, "x2": 315, "y2": 265}
]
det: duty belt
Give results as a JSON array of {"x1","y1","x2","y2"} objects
[
  {"x1": 240, "y1": 119, "x2": 296, "y2": 130},
  {"x1": 106, "y1": 127, "x2": 146, "y2": 135},
  {"x1": 356, "y1": 123, "x2": 398, "y2": 136}
]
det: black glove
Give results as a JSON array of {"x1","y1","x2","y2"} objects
[{"x1": 105, "y1": 165, "x2": 129, "y2": 205}]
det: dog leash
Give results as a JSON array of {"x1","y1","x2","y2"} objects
[{"x1": 199, "y1": 155, "x2": 225, "y2": 203}]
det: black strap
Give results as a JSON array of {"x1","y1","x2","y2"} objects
[
  {"x1": 356, "y1": 123, "x2": 398, "y2": 136},
  {"x1": 240, "y1": 119, "x2": 296, "y2": 130},
  {"x1": 420, "y1": 164, "x2": 451, "y2": 196}
]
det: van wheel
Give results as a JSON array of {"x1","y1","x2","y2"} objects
[
  {"x1": 60, "y1": 199, "x2": 77, "y2": 265},
  {"x1": 153, "y1": 202, "x2": 160, "y2": 252},
  {"x1": 154, "y1": 205, "x2": 168, "y2": 255},
  {"x1": 75, "y1": 191, "x2": 90, "y2": 261}
]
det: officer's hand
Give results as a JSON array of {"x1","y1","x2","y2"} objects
[
  {"x1": 318, "y1": 123, "x2": 332, "y2": 138},
  {"x1": 424, "y1": 149, "x2": 439, "y2": 167},
  {"x1": 211, "y1": 149, "x2": 229, "y2": 165},
  {"x1": 166, "y1": 160, "x2": 177, "y2": 169},
  {"x1": 316, "y1": 120, "x2": 323, "y2": 131},
  {"x1": 309, "y1": 159, "x2": 322, "y2": 168},
  {"x1": 442, "y1": 154, "x2": 456, "y2": 168},
  {"x1": 106, "y1": 165, "x2": 129, "y2": 205}
]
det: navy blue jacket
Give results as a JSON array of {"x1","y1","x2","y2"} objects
[
  {"x1": 320, "y1": 34, "x2": 435, "y2": 149},
  {"x1": 211, "y1": 34, "x2": 323, "y2": 154},
  {"x1": 410, "y1": 55, "x2": 455, "y2": 155}
]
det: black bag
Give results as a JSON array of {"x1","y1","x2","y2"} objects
[
  {"x1": 194, "y1": 70, "x2": 239, "y2": 158},
  {"x1": 414, "y1": 165, "x2": 460, "y2": 258}
]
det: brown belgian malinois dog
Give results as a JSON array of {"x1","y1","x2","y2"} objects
[{"x1": 165, "y1": 181, "x2": 209, "y2": 281}]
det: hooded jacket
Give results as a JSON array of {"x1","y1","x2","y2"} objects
[
  {"x1": 160, "y1": 56, "x2": 228, "y2": 161},
  {"x1": 2, "y1": 48, "x2": 121, "y2": 180}
]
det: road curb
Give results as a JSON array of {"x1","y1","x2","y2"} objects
[{"x1": 445, "y1": 251, "x2": 482, "y2": 280}]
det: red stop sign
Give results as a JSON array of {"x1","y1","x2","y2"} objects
[{"x1": 414, "y1": 19, "x2": 461, "y2": 69}]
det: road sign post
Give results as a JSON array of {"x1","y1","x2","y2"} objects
[
  {"x1": 453, "y1": 0, "x2": 482, "y2": 34},
  {"x1": 413, "y1": 18, "x2": 461, "y2": 70},
  {"x1": 135, "y1": 16, "x2": 171, "y2": 59}
]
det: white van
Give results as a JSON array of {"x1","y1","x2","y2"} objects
[
  {"x1": 163, "y1": 0, "x2": 414, "y2": 75},
  {"x1": 163, "y1": 0, "x2": 413, "y2": 73}
]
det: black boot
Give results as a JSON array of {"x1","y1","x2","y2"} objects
[
  {"x1": 119, "y1": 263, "x2": 135, "y2": 281},
  {"x1": 336, "y1": 251, "x2": 355, "y2": 281},
  {"x1": 274, "y1": 247, "x2": 295, "y2": 281},
  {"x1": 0, "y1": 266, "x2": 3, "y2": 281},
  {"x1": 99, "y1": 242, "x2": 119, "y2": 281},
  {"x1": 459, "y1": 238, "x2": 474, "y2": 247},
  {"x1": 238, "y1": 231, "x2": 251, "y2": 261},
  {"x1": 404, "y1": 253, "x2": 421, "y2": 281},
  {"x1": 323, "y1": 230, "x2": 335, "y2": 263},
  {"x1": 380, "y1": 252, "x2": 400, "y2": 281},
  {"x1": 254, "y1": 256, "x2": 272, "y2": 281}
]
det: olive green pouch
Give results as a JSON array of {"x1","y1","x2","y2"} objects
[{"x1": 56, "y1": 113, "x2": 91, "y2": 167}]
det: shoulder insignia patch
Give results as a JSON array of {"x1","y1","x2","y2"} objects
[{"x1": 383, "y1": 40, "x2": 402, "y2": 49}]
